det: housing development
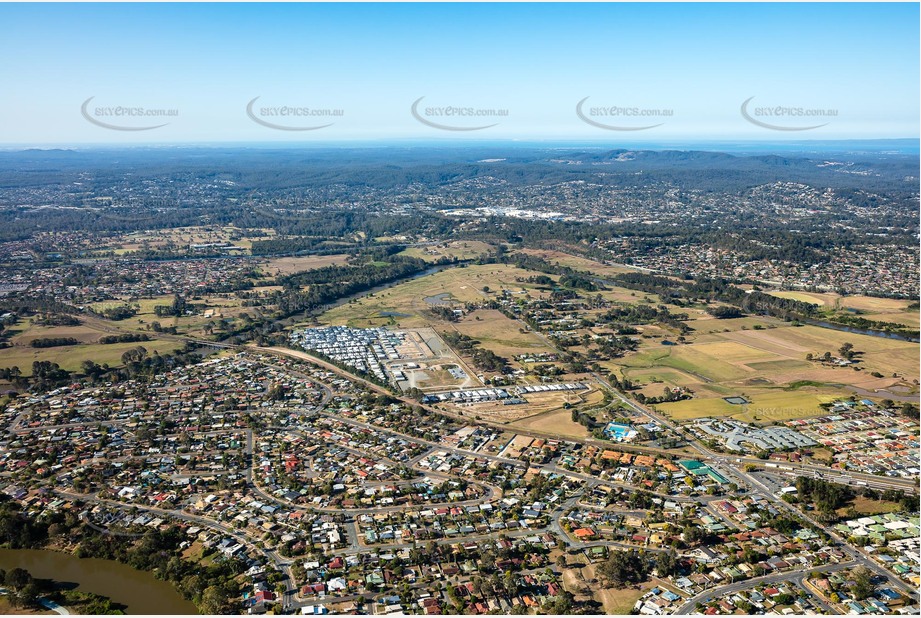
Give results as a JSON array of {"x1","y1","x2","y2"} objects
[{"x1": 1, "y1": 166, "x2": 918, "y2": 614}]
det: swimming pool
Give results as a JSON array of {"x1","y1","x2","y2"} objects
[{"x1": 604, "y1": 422, "x2": 638, "y2": 441}]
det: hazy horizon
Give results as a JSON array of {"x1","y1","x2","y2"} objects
[{"x1": 1, "y1": 2, "x2": 918, "y2": 144}]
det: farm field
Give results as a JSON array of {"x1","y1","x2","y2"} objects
[{"x1": 611, "y1": 320, "x2": 919, "y2": 424}]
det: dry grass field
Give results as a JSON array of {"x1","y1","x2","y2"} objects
[
  {"x1": 319, "y1": 263, "x2": 556, "y2": 328},
  {"x1": 260, "y1": 254, "x2": 351, "y2": 275},
  {"x1": 515, "y1": 408, "x2": 590, "y2": 439},
  {"x1": 612, "y1": 320, "x2": 919, "y2": 424},
  {"x1": 558, "y1": 558, "x2": 679, "y2": 615},
  {"x1": 768, "y1": 290, "x2": 917, "y2": 318},
  {"x1": 517, "y1": 248, "x2": 640, "y2": 278},
  {"x1": 446, "y1": 310, "x2": 555, "y2": 358},
  {"x1": 447, "y1": 388, "x2": 592, "y2": 425},
  {"x1": 400, "y1": 240, "x2": 495, "y2": 262},
  {"x1": 108, "y1": 226, "x2": 267, "y2": 254},
  {"x1": 0, "y1": 317, "x2": 181, "y2": 375}
]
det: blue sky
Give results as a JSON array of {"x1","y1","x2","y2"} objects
[{"x1": 0, "y1": 2, "x2": 917, "y2": 144}]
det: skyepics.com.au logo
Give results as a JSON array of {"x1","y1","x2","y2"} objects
[
  {"x1": 411, "y1": 97, "x2": 508, "y2": 131},
  {"x1": 246, "y1": 97, "x2": 344, "y2": 131},
  {"x1": 576, "y1": 97, "x2": 672, "y2": 131},
  {"x1": 81, "y1": 97, "x2": 178, "y2": 131},
  {"x1": 741, "y1": 96, "x2": 837, "y2": 131}
]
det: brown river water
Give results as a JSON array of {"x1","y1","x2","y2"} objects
[{"x1": 0, "y1": 549, "x2": 197, "y2": 614}]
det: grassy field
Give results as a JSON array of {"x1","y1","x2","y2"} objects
[
  {"x1": 0, "y1": 316, "x2": 183, "y2": 375},
  {"x1": 447, "y1": 310, "x2": 555, "y2": 357},
  {"x1": 88, "y1": 294, "x2": 260, "y2": 340},
  {"x1": 841, "y1": 496, "x2": 903, "y2": 516},
  {"x1": 658, "y1": 388, "x2": 838, "y2": 423},
  {"x1": 768, "y1": 290, "x2": 918, "y2": 318},
  {"x1": 612, "y1": 318, "x2": 919, "y2": 424},
  {"x1": 108, "y1": 225, "x2": 266, "y2": 254},
  {"x1": 399, "y1": 240, "x2": 495, "y2": 262},
  {"x1": 260, "y1": 254, "x2": 350, "y2": 275},
  {"x1": 517, "y1": 248, "x2": 639, "y2": 278},
  {"x1": 0, "y1": 339, "x2": 182, "y2": 375},
  {"x1": 559, "y1": 559, "x2": 667, "y2": 615},
  {"x1": 514, "y1": 408, "x2": 590, "y2": 439},
  {"x1": 766, "y1": 290, "x2": 838, "y2": 307},
  {"x1": 319, "y1": 263, "x2": 554, "y2": 328}
]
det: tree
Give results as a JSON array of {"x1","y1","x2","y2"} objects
[
  {"x1": 597, "y1": 550, "x2": 648, "y2": 588},
  {"x1": 655, "y1": 550, "x2": 679, "y2": 578},
  {"x1": 850, "y1": 566, "x2": 874, "y2": 601},
  {"x1": 199, "y1": 585, "x2": 230, "y2": 614},
  {"x1": 5, "y1": 567, "x2": 32, "y2": 591},
  {"x1": 838, "y1": 342, "x2": 855, "y2": 360}
]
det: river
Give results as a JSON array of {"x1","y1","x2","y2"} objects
[
  {"x1": 0, "y1": 549, "x2": 197, "y2": 615},
  {"x1": 801, "y1": 318, "x2": 919, "y2": 343}
]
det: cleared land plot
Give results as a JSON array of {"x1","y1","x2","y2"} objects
[
  {"x1": 514, "y1": 408, "x2": 590, "y2": 439},
  {"x1": 447, "y1": 310, "x2": 555, "y2": 358},
  {"x1": 658, "y1": 388, "x2": 838, "y2": 423},
  {"x1": 260, "y1": 254, "x2": 350, "y2": 275},
  {"x1": 319, "y1": 264, "x2": 555, "y2": 328},
  {"x1": 768, "y1": 290, "x2": 916, "y2": 315},
  {"x1": 400, "y1": 240, "x2": 495, "y2": 262},
  {"x1": 445, "y1": 388, "x2": 595, "y2": 425},
  {"x1": 517, "y1": 248, "x2": 639, "y2": 278}
]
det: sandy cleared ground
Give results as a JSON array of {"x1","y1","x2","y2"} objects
[{"x1": 514, "y1": 408, "x2": 590, "y2": 439}]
